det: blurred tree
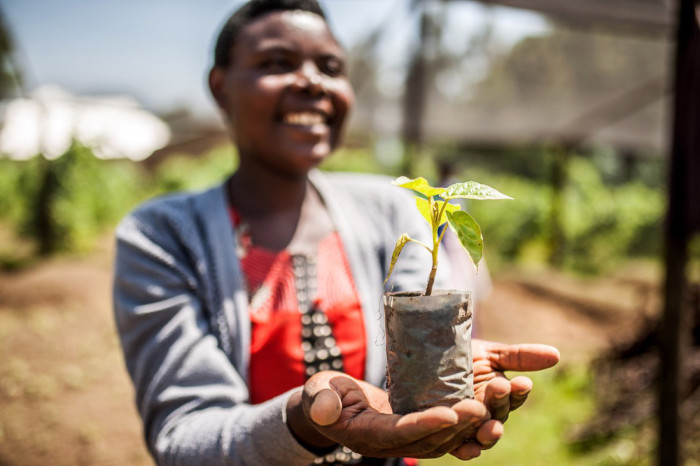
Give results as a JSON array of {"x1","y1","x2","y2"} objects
[
  {"x1": 26, "y1": 142, "x2": 149, "y2": 255},
  {"x1": 0, "y1": 6, "x2": 23, "y2": 98},
  {"x1": 402, "y1": 0, "x2": 442, "y2": 176}
]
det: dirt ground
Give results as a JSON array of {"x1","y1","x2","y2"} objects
[{"x1": 0, "y1": 241, "x2": 660, "y2": 466}]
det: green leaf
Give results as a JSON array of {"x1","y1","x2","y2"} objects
[
  {"x1": 384, "y1": 233, "x2": 411, "y2": 285},
  {"x1": 415, "y1": 197, "x2": 460, "y2": 227},
  {"x1": 441, "y1": 201, "x2": 460, "y2": 221},
  {"x1": 392, "y1": 176, "x2": 446, "y2": 199},
  {"x1": 444, "y1": 181, "x2": 513, "y2": 200},
  {"x1": 415, "y1": 197, "x2": 433, "y2": 225},
  {"x1": 446, "y1": 210, "x2": 483, "y2": 272}
]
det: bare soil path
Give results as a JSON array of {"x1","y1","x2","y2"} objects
[{"x1": 0, "y1": 247, "x2": 656, "y2": 465}]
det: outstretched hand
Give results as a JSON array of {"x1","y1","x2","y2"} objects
[
  {"x1": 296, "y1": 371, "x2": 499, "y2": 460},
  {"x1": 286, "y1": 339, "x2": 560, "y2": 462}
]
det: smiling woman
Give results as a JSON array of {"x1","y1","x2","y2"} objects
[
  {"x1": 111, "y1": 1, "x2": 559, "y2": 465},
  {"x1": 208, "y1": 8, "x2": 353, "y2": 177}
]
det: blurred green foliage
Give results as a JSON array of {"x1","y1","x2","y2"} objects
[
  {"x1": 0, "y1": 143, "x2": 151, "y2": 257},
  {"x1": 0, "y1": 144, "x2": 240, "y2": 262},
  {"x1": 320, "y1": 146, "x2": 389, "y2": 174},
  {"x1": 465, "y1": 154, "x2": 664, "y2": 274},
  {"x1": 0, "y1": 142, "x2": 665, "y2": 275},
  {"x1": 150, "y1": 145, "x2": 236, "y2": 194}
]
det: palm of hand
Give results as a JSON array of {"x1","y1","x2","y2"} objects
[{"x1": 307, "y1": 374, "x2": 488, "y2": 458}]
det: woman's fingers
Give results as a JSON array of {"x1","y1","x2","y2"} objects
[
  {"x1": 484, "y1": 376, "x2": 511, "y2": 422},
  {"x1": 472, "y1": 340, "x2": 558, "y2": 422},
  {"x1": 377, "y1": 400, "x2": 489, "y2": 458},
  {"x1": 305, "y1": 372, "x2": 463, "y2": 456},
  {"x1": 325, "y1": 405, "x2": 462, "y2": 457},
  {"x1": 481, "y1": 341, "x2": 561, "y2": 372},
  {"x1": 395, "y1": 405, "x2": 459, "y2": 431},
  {"x1": 366, "y1": 405, "x2": 459, "y2": 452},
  {"x1": 450, "y1": 440, "x2": 483, "y2": 460},
  {"x1": 451, "y1": 398, "x2": 491, "y2": 425},
  {"x1": 450, "y1": 419, "x2": 503, "y2": 459},
  {"x1": 508, "y1": 375, "x2": 533, "y2": 412},
  {"x1": 303, "y1": 371, "x2": 506, "y2": 459},
  {"x1": 476, "y1": 419, "x2": 503, "y2": 449},
  {"x1": 482, "y1": 375, "x2": 533, "y2": 421}
]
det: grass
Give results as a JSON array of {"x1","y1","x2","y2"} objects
[{"x1": 421, "y1": 365, "x2": 597, "y2": 465}]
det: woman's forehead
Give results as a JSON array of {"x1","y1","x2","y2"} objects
[
  {"x1": 278, "y1": 10, "x2": 329, "y2": 35},
  {"x1": 237, "y1": 10, "x2": 340, "y2": 52}
]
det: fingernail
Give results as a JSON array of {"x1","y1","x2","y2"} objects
[{"x1": 310, "y1": 389, "x2": 341, "y2": 426}]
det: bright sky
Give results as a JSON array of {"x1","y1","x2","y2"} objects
[{"x1": 1, "y1": 0, "x2": 547, "y2": 119}]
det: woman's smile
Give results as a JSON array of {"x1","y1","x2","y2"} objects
[
  {"x1": 279, "y1": 107, "x2": 333, "y2": 141},
  {"x1": 282, "y1": 110, "x2": 327, "y2": 127}
]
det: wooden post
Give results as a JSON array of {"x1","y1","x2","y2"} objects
[
  {"x1": 548, "y1": 144, "x2": 570, "y2": 268},
  {"x1": 402, "y1": 0, "x2": 444, "y2": 177},
  {"x1": 658, "y1": 0, "x2": 700, "y2": 464},
  {"x1": 402, "y1": 1, "x2": 430, "y2": 177}
]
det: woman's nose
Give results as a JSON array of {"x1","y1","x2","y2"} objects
[{"x1": 292, "y1": 63, "x2": 327, "y2": 96}]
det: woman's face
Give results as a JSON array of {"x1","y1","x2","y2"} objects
[{"x1": 210, "y1": 10, "x2": 354, "y2": 177}]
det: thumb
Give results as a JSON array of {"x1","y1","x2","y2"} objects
[
  {"x1": 302, "y1": 371, "x2": 345, "y2": 426},
  {"x1": 309, "y1": 388, "x2": 342, "y2": 426}
]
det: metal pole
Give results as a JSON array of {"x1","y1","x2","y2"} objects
[{"x1": 658, "y1": 0, "x2": 699, "y2": 464}]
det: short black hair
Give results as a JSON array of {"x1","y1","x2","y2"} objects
[{"x1": 213, "y1": 0, "x2": 328, "y2": 68}]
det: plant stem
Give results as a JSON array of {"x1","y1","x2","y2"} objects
[
  {"x1": 425, "y1": 198, "x2": 447, "y2": 296},
  {"x1": 424, "y1": 197, "x2": 442, "y2": 296},
  {"x1": 424, "y1": 253, "x2": 438, "y2": 296}
]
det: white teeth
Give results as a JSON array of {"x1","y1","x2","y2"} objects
[{"x1": 283, "y1": 112, "x2": 326, "y2": 126}]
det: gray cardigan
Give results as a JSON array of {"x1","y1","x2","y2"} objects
[{"x1": 113, "y1": 171, "x2": 458, "y2": 466}]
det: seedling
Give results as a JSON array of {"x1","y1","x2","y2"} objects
[{"x1": 385, "y1": 176, "x2": 512, "y2": 296}]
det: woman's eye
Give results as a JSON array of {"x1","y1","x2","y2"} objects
[
  {"x1": 321, "y1": 58, "x2": 344, "y2": 77},
  {"x1": 261, "y1": 56, "x2": 293, "y2": 72}
]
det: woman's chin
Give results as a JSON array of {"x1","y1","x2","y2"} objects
[
  {"x1": 291, "y1": 143, "x2": 333, "y2": 171},
  {"x1": 310, "y1": 144, "x2": 332, "y2": 165},
  {"x1": 266, "y1": 153, "x2": 329, "y2": 179}
]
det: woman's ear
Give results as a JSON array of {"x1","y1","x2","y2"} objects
[{"x1": 208, "y1": 67, "x2": 228, "y2": 111}]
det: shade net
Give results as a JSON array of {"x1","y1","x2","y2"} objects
[{"x1": 347, "y1": 0, "x2": 674, "y2": 156}]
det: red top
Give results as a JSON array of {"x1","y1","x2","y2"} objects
[{"x1": 229, "y1": 209, "x2": 366, "y2": 404}]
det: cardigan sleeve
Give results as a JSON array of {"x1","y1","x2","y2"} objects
[{"x1": 113, "y1": 211, "x2": 317, "y2": 466}]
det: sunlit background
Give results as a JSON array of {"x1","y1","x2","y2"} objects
[{"x1": 0, "y1": 0, "x2": 698, "y2": 465}]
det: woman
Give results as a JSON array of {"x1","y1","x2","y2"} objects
[{"x1": 113, "y1": 1, "x2": 559, "y2": 464}]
